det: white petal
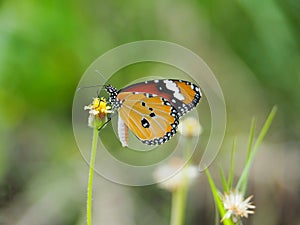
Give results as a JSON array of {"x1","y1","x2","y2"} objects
[
  {"x1": 88, "y1": 114, "x2": 95, "y2": 127},
  {"x1": 90, "y1": 109, "x2": 99, "y2": 115},
  {"x1": 222, "y1": 210, "x2": 232, "y2": 221}
]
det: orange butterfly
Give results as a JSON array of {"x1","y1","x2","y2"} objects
[{"x1": 105, "y1": 79, "x2": 201, "y2": 146}]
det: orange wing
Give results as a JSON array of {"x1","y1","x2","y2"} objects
[
  {"x1": 117, "y1": 92, "x2": 179, "y2": 145},
  {"x1": 119, "y1": 79, "x2": 202, "y2": 117}
]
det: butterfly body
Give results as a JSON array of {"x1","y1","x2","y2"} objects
[{"x1": 105, "y1": 79, "x2": 201, "y2": 146}]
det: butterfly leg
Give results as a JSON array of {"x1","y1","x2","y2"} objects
[{"x1": 97, "y1": 112, "x2": 112, "y2": 131}]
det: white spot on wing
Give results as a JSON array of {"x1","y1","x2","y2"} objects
[{"x1": 163, "y1": 80, "x2": 184, "y2": 101}]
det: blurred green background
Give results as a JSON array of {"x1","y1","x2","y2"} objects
[{"x1": 1, "y1": 0, "x2": 300, "y2": 224}]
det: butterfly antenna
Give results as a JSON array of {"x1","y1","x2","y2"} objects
[
  {"x1": 76, "y1": 84, "x2": 106, "y2": 93},
  {"x1": 95, "y1": 70, "x2": 107, "y2": 82},
  {"x1": 76, "y1": 70, "x2": 109, "y2": 93}
]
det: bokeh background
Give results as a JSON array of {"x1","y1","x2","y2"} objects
[{"x1": 1, "y1": 0, "x2": 300, "y2": 224}]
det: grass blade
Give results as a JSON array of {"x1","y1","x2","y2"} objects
[
  {"x1": 227, "y1": 138, "x2": 236, "y2": 189},
  {"x1": 205, "y1": 169, "x2": 234, "y2": 225},
  {"x1": 219, "y1": 165, "x2": 229, "y2": 193},
  {"x1": 240, "y1": 118, "x2": 256, "y2": 193},
  {"x1": 236, "y1": 106, "x2": 277, "y2": 193},
  {"x1": 246, "y1": 118, "x2": 256, "y2": 161}
]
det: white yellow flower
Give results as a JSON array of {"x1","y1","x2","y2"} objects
[
  {"x1": 153, "y1": 158, "x2": 198, "y2": 192},
  {"x1": 178, "y1": 117, "x2": 202, "y2": 137},
  {"x1": 221, "y1": 190, "x2": 255, "y2": 223},
  {"x1": 84, "y1": 97, "x2": 112, "y2": 128}
]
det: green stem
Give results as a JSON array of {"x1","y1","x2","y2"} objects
[
  {"x1": 170, "y1": 180, "x2": 188, "y2": 225},
  {"x1": 169, "y1": 137, "x2": 192, "y2": 225},
  {"x1": 87, "y1": 127, "x2": 99, "y2": 225}
]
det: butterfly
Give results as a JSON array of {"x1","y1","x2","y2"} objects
[{"x1": 104, "y1": 79, "x2": 202, "y2": 146}]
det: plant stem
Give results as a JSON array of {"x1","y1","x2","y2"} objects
[
  {"x1": 170, "y1": 180, "x2": 188, "y2": 225},
  {"x1": 87, "y1": 127, "x2": 99, "y2": 225}
]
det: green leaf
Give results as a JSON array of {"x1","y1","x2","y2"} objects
[
  {"x1": 227, "y1": 138, "x2": 236, "y2": 189},
  {"x1": 246, "y1": 118, "x2": 256, "y2": 161},
  {"x1": 236, "y1": 106, "x2": 277, "y2": 194},
  {"x1": 205, "y1": 169, "x2": 234, "y2": 225},
  {"x1": 241, "y1": 118, "x2": 256, "y2": 193},
  {"x1": 219, "y1": 166, "x2": 229, "y2": 193}
]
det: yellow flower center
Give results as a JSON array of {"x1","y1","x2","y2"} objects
[
  {"x1": 93, "y1": 97, "x2": 110, "y2": 113},
  {"x1": 84, "y1": 97, "x2": 112, "y2": 128}
]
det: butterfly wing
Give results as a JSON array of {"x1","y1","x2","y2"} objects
[
  {"x1": 116, "y1": 92, "x2": 179, "y2": 145},
  {"x1": 117, "y1": 113, "x2": 129, "y2": 147},
  {"x1": 120, "y1": 79, "x2": 201, "y2": 117}
]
